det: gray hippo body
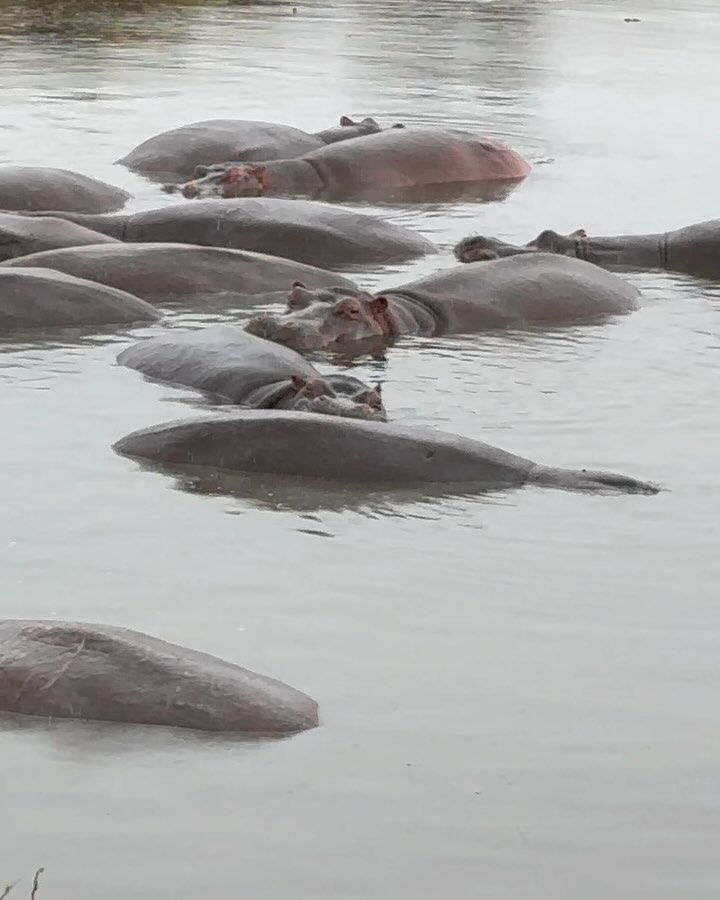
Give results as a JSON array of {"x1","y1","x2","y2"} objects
[
  {"x1": 1, "y1": 243, "x2": 358, "y2": 305},
  {"x1": 117, "y1": 116, "x2": 384, "y2": 180},
  {"x1": 0, "y1": 619, "x2": 318, "y2": 735},
  {"x1": 22, "y1": 199, "x2": 435, "y2": 269},
  {"x1": 0, "y1": 267, "x2": 160, "y2": 332},
  {"x1": 245, "y1": 254, "x2": 641, "y2": 352},
  {"x1": 0, "y1": 167, "x2": 130, "y2": 213},
  {"x1": 113, "y1": 410, "x2": 659, "y2": 496},
  {"x1": 0, "y1": 211, "x2": 119, "y2": 261},
  {"x1": 174, "y1": 128, "x2": 531, "y2": 203},
  {"x1": 117, "y1": 326, "x2": 385, "y2": 420},
  {"x1": 453, "y1": 220, "x2": 720, "y2": 279}
]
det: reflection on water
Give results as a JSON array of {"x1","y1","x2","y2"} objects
[{"x1": 2, "y1": 1, "x2": 720, "y2": 899}]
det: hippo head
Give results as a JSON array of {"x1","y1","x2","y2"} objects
[
  {"x1": 453, "y1": 228, "x2": 587, "y2": 263},
  {"x1": 245, "y1": 283, "x2": 394, "y2": 352},
  {"x1": 282, "y1": 374, "x2": 386, "y2": 420},
  {"x1": 169, "y1": 164, "x2": 267, "y2": 200}
]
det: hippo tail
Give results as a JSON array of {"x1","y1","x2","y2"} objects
[{"x1": 529, "y1": 464, "x2": 661, "y2": 495}]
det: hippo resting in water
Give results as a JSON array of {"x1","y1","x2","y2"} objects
[
  {"x1": 0, "y1": 619, "x2": 318, "y2": 735},
  {"x1": 113, "y1": 410, "x2": 660, "y2": 496},
  {"x1": 0, "y1": 268, "x2": 160, "y2": 333},
  {"x1": 170, "y1": 128, "x2": 531, "y2": 203},
  {"x1": 20, "y1": 198, "x2": 434, "y2": 269},
  {"x1": 117, "y1": 115, "x2": 390, "y2": 180},
  {"x1": 117, "y1": 326, "x2": 385, "y2": 420},
  {"x1": 453, "y1": 219, "x2": 720, "y2": 280},
  {"x1": 0, "y1": 211, "x2": 119, "y2": 261},
  {"x1": 245, "y1": 254, "x2": 640, "y2": 352},
  {"x1": 0, "y1": 167, "x2": 130, "y2": 213},
  {"x1": 1, "y1": 244, "x2": 358, "y2": 305}
]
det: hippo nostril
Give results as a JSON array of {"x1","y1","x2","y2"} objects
[{"x1": 181, "y1": 181, "x2": 199, "y2": 199}]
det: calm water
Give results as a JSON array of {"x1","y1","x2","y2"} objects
[{"x1": 2, "y1": 1, "x2": 720, "y2": 897}]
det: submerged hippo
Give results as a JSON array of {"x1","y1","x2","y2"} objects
[
  {"x1": 113, "y1": 410, "x2": 660, "y2": 496},
  {"x1": 0, "y1": 619, "x2": 318, "y2": 734},
  {"x1": 0, "y1": 211, "x2": 119, "y2": 261},
  {"x1": 117, "y1": 326, "x2": 385, "y2": 420},
  {"x1": 453, "y1": 220, "x2": 720, "y2": 280},
  {"x1": 245, "y1": 254, "x2": 641, "y2": 352},
  {"x1": 117, "y1": 115, "x2": 388, "y2": 180},
  {"x1": 20, "y1": 198, "x2": 435, "y2": 269},
  {"x1": 1, "y1": 243, "x2": 358, "y2": 305},
  {"x1": 170, "y1": 128, "x2": 531, "y2": 203},
  {"x1": 0, "y1": 267, "x2": 160, "y2": 332},
  {"x1": 0, "y1": 166, "x2": 130, "y2": 213}
]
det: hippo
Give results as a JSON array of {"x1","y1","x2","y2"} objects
[
  {"x1": 0, "y1": 267, "x2": 160, "y2": 332},
  {"x1": 453, "y1": 219, "x2": 720, "y2": 280},
  {"x1": 1, "y1": 243, "x2": 358, "y2": 305},
  {"x1": 18, "y1": 198, "x2": 435, "y2": 269},
  {"x1": 117, "y1": 326, "x2": 385, "y2": 420},
  {"x1": 0, "y1": 167, "x2": 130, "y2": 213},
  {"x1": 113, "y1": 410, "x2": 660, "y2": 496},
  {"x1": 0, "y1": 619, "x2": 318, "y2": 735},
  {"x1": 0, "y1": 211, "x2": 119, "y2": 261},
  {"x1": 245, "y1": 253, "x2": 641, "y2": 352},
  {"x1": 170, "y1": 128, "x2": 531, "y2": 203},
  {"x1": 116, "y1": 115, "x2": 388, "y2": 181}
]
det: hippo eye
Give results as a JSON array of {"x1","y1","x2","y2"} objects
[{"x1": 337, "y1": 304, "x2": 361, "y2": 319}]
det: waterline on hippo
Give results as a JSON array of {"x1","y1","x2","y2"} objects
[{"x1": 113, "y1": 411, "x2": 661, "y2": 497}]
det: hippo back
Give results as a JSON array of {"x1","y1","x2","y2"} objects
[
  {"x1": 0, "y1": 212, "x2": 119, "y2": 261},
  {"x1": 0, "y1": 166, "x2": 130, "y2": 214},
  {"x1": 389, "y1": 253, "x2": 641, "y2": 329},
  {"x1": 117, "y1": 326, "x2": 320, "y2": 404},
  {"x1": 0, "y1": 619, "x2": 318, "y2": 733}
]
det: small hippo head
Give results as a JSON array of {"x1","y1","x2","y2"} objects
[
  {"x1": 453, "y1": 228, "x2": 587, "y2": 263},
  {"x1": 170, "y1": 164, "x2": 267, "y2": 200},
  {"x1": 282, "y1": 374, "x2": 386, "y2": 421},
  {"x1": 245, "y1": 283, "x2": 394, "y2": 353}
]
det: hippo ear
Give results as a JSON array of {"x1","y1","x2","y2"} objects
[
  {"x1": 292, "y1": 281, "x2": 306, "y2": 289},
  {"x1": 250, "y1": 164, "x2": 268, "y2": 185},
  {"x1": 370, "y1": 296, "x2": 389, "y2": 317},
  {"x1": 288, "y1": 283, "x2": 314, "y2": 309},
  {"x1": 290, "y1": 375, "x2": 308, "y2": 392},
  {"x1": 571, "y1": 228, "x2": 588, "y2": 237},
  {"x1": 391, "y1": 123, "x2": 406, "y2": 129},
  {"x1": 374, "y1": 381, "x2": 383, "y2": 395},
  {"x1": 339, "y1": 115, "x2": 355, "y2": 126}
]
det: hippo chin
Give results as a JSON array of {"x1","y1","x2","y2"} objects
[
  {"x1": 18, "y1": 199, "x2": 435, "y2": 269},
  {"x1": 0, "y1": 211, "x2": 119, "y2": 261},
  {"x1": 168, "y1": 128, "x2": 531, "y2": 203},
  {"x1": 0, "y1": 620, "x2": 318, "y2": 735},
  {"x1": 0, "y1": 267, "x2": 160, "y2": 332},
  {"x1": 0, "y1": 166, "x2": 130, "y2": 213},
  {"x1": 0, "y1": 243, "x2": 359, "y2": 305},
  {"x1": 244, "y1": 254, "x2": 641, "y2": 352},
  {"x1": 113, "y1": 410, "x2": 660, "y2": 497},
  {"x1": 453, "y1": 219, "x2": 720, "y2": 280},
  {"x1": 117, "y1": 326, "x2": 386, "y2": 420},
  {"x1": 116, "y1": 115, "x2": 389, "y2": 181}
]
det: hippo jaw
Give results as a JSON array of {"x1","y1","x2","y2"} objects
[
  {"x1": 245, "y1": 285, "x2": 393, "y2": 352},
  {"x1": 453, "y1": 229, "x2": 585, "y2": 263},
  {"x1": 170, "y1": 164, "x2": 267, "y2": 200}
]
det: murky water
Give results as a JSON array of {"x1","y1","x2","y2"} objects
[{"x1": 2, "y1": 0, "x2": 720, "y2": 897}]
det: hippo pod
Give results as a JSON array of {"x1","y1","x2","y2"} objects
[
  {"x1": 245, "y1": 254, "x2": 641, "y2": 352},
  {"x1": 0, "y1": 166, "x2": 130, "y2": 213},
  {"x1": 171, "y1": 127, "x2": 531, "y2": 203},
  {"x1": 0, "y1": 211, "x2": 119, "y2": 261},
  {"x1": 117, "y1": 326, "x2": 386, "y2": 420},
  {"x1": 453, "y1": 219, "x2": 720, "y2": 280},
  {"x1": 116, "y1": 115, "x2": 391, "y2": 181},
  {"x1": 0, "y1": 619, "x2": 318, "y2": 734},
  {"x1": 20, "y1": 198, "x2": 435, "y2": 269},
  {"x1": 0, "y1": 267, "x2": 160, "y2": 333},
  {"x1": 113, "y1": 410, "x2": 660, "y2": 496},
  {"x1": 1, "y1": 243, "x2": 358, "y2": 305}
]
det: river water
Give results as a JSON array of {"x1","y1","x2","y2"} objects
[{"x1": 1, "y1": 0, "x2": 719, "y2": 897}]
